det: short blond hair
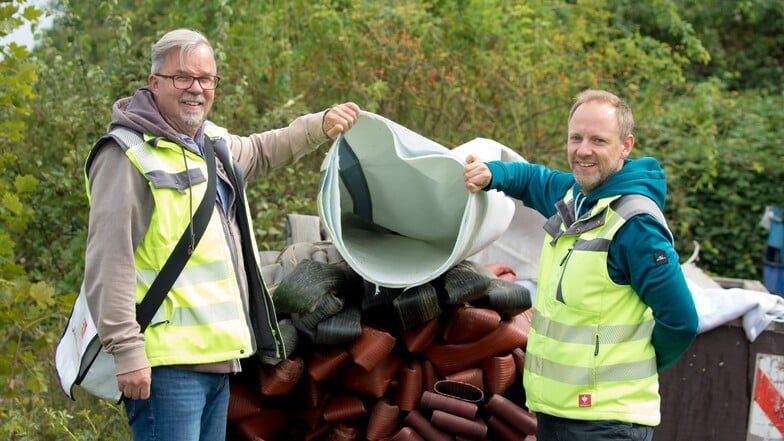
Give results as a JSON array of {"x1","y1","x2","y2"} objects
[{"x1": 568, "y1": 89, "x2": 635, "y2": 140}]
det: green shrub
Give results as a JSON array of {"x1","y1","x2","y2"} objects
[{"x1": 640, "y1": 83, "x2": 783, "y2": 278}]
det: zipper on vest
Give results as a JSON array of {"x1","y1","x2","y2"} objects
[
  {"x1": 560, "y1": 248, "x2": 573, "y2": 266},
  {"x1": 594, "y1": 333, "x2": 600, "y2": 356},
  {"x1": 555, "y1": 248, "x2": 574, "y2": 303}
]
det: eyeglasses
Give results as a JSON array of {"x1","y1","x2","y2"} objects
[{"x1": 154, "y1": 73, "x2": 221, "y2": 90}]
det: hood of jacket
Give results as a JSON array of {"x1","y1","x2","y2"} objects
[
  {"x1": 573, "y1": 157, "x2": 668, "y2": 211},
  {"x1": 109, "y1": 87, "x2": 194, "y2": 151}
]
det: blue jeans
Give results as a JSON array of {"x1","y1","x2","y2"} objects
[
  {"x1": 123, "y1": 366, "x2": 229, "y2": 441},
  {"x1": 536, "y1": 413, "x2": 654, "y2": 441}
]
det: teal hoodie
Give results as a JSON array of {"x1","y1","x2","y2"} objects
[{"x1": 485, "y1": 157, "x2": 698, "y2": 371}]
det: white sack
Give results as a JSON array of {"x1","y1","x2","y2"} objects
[
  {"x1": 317, "y1": 112, "x2": 515, "y2": 289},
  {"x1": 451, "y1": 138, "x2": 547, "y2": 281},
  {"x1": 683, "y1": 262, "x2": 784, "y2": 341}
]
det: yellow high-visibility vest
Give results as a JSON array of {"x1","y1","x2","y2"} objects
[
  {"x1": 524, "y1": 192, "x2": 670, "y2": 426},
  {"x1": 86, "y1": 123, "x2": 284, "y2": 366}
]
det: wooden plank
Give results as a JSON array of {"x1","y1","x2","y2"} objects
[
  {"x1": 657, "y1": 325, "x2": 750, "y2": 440},
  {"x1": 713, "y1": 276, "x2": 770, "y2": 293},
  {"x1": 658, "y1": 321, "x2": 784, "y2": 440}
]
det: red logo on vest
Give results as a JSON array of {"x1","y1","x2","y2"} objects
[{"x1": 579, "y1": 393, "x2": 592, "y2": 407}]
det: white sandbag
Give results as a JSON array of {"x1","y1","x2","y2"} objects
[{"x1": 317, "y1": 112, "x2": 515, "y2": 289}]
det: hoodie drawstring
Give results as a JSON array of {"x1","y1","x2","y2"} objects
[{"x1": 574, "y1": 191, "x2": 586, "y2": 221}]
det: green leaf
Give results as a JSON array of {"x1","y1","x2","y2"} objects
[
  {"x1": 14, "y1": 174, "x2": 38, "y2": 194},
  {"x1": 29, "y1": 281, "x2": 55, "y2": 306}
]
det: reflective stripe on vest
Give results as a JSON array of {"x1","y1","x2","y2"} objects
[
  {"x1": 524, "y1": 193, "x2": 666, "y2": 426},
  {"x1": 530, "y1": 310, "x2": 655, "y2": 346},
  {"x1": 525, "y1": 351, "x2": 657, "y2": 385}
]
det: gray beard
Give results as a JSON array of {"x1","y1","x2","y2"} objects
[{"x1": 179, "y1": 109, "x2": 204, "y2": 130}]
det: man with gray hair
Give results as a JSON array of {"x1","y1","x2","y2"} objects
[
  {"x1": 83, "y1": 28, "x2": 360, "y2": 439},
  {"x1": 464, "y1": 89, "x2": 698, "y2": 440}
]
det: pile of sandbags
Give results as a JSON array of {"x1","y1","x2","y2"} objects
[{"x1": 226, "y1": 242, "x2": 538, "y2": 440}]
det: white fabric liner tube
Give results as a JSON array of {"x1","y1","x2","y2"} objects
[{"x1": 318, "y1": 111, "x2": 516, "y2": 289}]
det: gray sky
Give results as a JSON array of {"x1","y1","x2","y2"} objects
[
  {"x1": 0, "y1": 1, "x2": 53, "y2": 49},
  {"x1": 2, "y1": 23, "x2": 37, "y2": 48}
]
